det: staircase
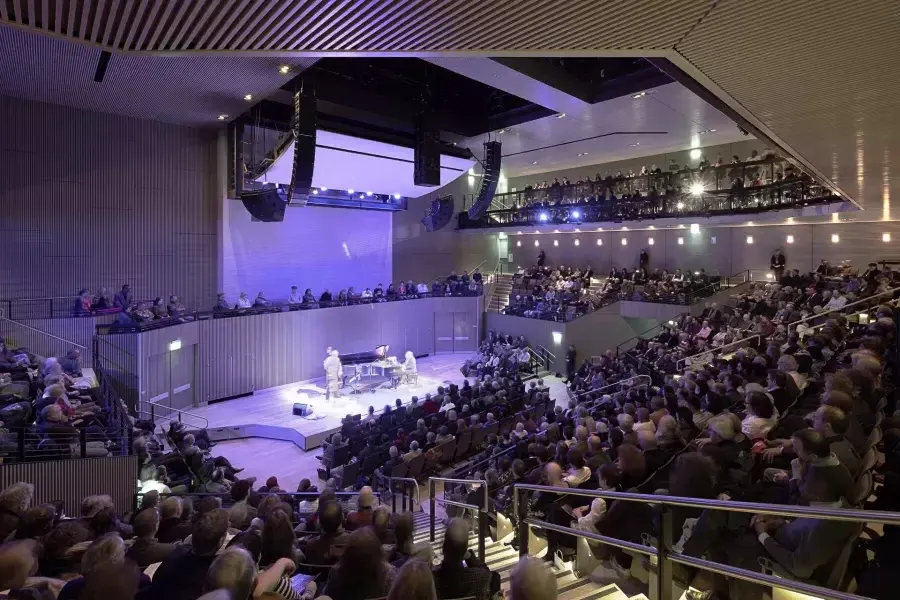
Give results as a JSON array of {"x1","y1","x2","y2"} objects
[
  {"x1": 487, "y1": 274, "x2": 514, "y2": 313},
  {"x1": 411, "y1": 511, "x2": 635, "y2": 600}
]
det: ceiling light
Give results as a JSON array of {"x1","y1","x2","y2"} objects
[
  {"x1": 677, "y1": 237, "x2": 684, "y2": 245},
  {"x1": 690, "y1": 224, "x2": 700, "y2": 234},
  {"x1": 574, "y1": 239, "x2": 580, "y2": 246},
  {"x1": 532, "y1": 161, "x2": 538, "y2": 165},
  {"x1": 217, "y1": 114, "x2": 228, "y2": 120},
  {"x1": 786, "y1": 235, "x2": 794, "y2": 244},
  {"x1": 621, "y1": 238, "x2": 627, "y2": 246},
  {"x1": 746, "y1": 236, "x2": 754, "y2": 244},
  {"x1": 243, "y1": 94, "x2": 253, "y2": 101},
  {"x1": 359, "y1": 194, "x2": 365, "y2": 199},
  {"x1": 690, "y1": 149, "x2": 702, "y2": 160},
  {"x1": 831, "y1": 234, "x2": 840, "y2": 243},
  {"x1": 596, "y1": 239, "x2": 603, "y2": 246},
  {"x1": 676, "y1": 202, "x2": 685, "y2": 210},
  {"x1": 517, "y1": 240, "x2": 521, "y2": 247},
  {"x1": 630, "y1": 143, "x2": 641, "y2": 147},
  {"x1": 347, "y1": 189, "x2": 355, "y2": 195},
  {"x1": 553, "y1": 240, "x2": 559, "y2": 247},
  {"x1": 468, "y1": 168, "x2": 475, "y2": 175},
  {"x1": 690, "y1": 182, "x2": 705, "y2": 195},
  {"x1": 365, "y1": 191, "x2": 373, "y2": 197},
  {"x1": 557, "y1": 113, "x2": 566, "y2": 119},
  {"x1": 571, "y1": 209, "x2": 581, "y2": 219},
  {"x1": 648, "y1": 238, "x2": 655, "y2": 246},
  {"x1": 883, "y1": 233, "x2": 892, "y2": 242},
  {"x1": 278, "y1": 65, "x2": 291, "y2": 74},
  {"x1": 710, "y1": 129, "x2": 717, "y2": 133}
]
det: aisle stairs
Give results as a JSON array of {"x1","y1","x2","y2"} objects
[
  {"x1": 487, "y1": 274, "x2": 514, "y2": 313},
  {"x1": 410, "y1": 510, "x2": 642, "y2": 600}
]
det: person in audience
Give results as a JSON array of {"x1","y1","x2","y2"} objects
[
  {"x1": 214, "y1": 293, "x2": 230, "y2": 310},
  {"x1": 202, "y1": 547, "x2": 257, "y2": 600},
  {"x1": 288, "y1": 286, "x2": 302, "y2": 305},
  {"x1": 236, "y1": 292, "x2": 252, "y2": 308},
  {"x1": 253, "y1": 292, "x2": 270, "y2": 307},
  {"x1": 113, "y1": 284, "x2": 132, "y2": 309},
  {"x1": 57, "y1": 533, "x2": 150, "y2": 600},
  {"x1": 322, "y1": 527, "x2": 395, "y2": 600},
  {"x1": 345, "y1": 486, "x2": 376, "y2": 530},
  {"x1": 304, "y1": 500, "x2": 349, "y2": 564},
  {"x1": 166, "y1": 295, "x2": 187, "y2": 318},
  {"x1": 387, "y1": 558, "x2": 436, "y2": 600},
  {"x1": 509, "y1": 557, "x2": 558, "y2": 600},
  {"x1": 125, "y1": 508, "x2": 175, "y2": 568},
  {"x1": 432, "y1": 518, "x2": 494, "y2": 600},
  {"x1": 149, "y1": 508, "x2": 229, "y2": 600}
]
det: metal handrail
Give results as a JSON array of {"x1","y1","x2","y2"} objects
[
  {"x1": 147, "y1": 399, "x2": 209, "y2": 429},
  {"x1": 428, "y1": 476, "x2": 489, "y2": 562},
  {"x1": 0, "y1": 316, "x2": 89, "y2": 350},
  {"x1": 785, "y1": 285, "x2": 900, "y2": 330},
  {"x1": 512, "y1": 483, "x2": 900, "y2": 600},
  {"x1": 571, "y1": 374, "x2": 652, "y2": 401},
  {"x1": 614, "y1": 315, "x2": 688, "y2": 356},
  {"x1": 675, "y1": 333, "x2": 761, "y2": 371},
  {"x1": 687, "y1": 268, "x2": 750, "y2": 302}
]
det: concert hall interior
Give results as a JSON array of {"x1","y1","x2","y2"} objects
[{"x1": 3, "y1": 5, "x2": 900, "y2": 600}]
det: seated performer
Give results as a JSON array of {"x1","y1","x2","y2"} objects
[
  {"x1": 324, "y1": 349, "x2": 343, "y2": 401},
  {"x1": 402, "y1": 350, "x2": 417, "y2": 383}
]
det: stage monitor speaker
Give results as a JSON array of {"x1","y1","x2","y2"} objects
[
  {"x1": 240, "y1": 187, "x2": 286, "y2": 222},
  {"x1": 288, "y1": 91, "x2": 317, "y2": 206},
  {"x1": 466, "y1": 141, "x2": 501, "y2": 220},
  {"x1": 421, "y1": 194, "x2": 455, "y2": 232},
  {"x1": 292, "y1": 402, "x2": 313, "y2": 417},
  {"x1": 414, "y1": 114, "x2": 440, "y2": 187}
]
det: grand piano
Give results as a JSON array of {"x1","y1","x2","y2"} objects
[{"x1": 341, "y1": 345, "x2": 403, "y2": 392}]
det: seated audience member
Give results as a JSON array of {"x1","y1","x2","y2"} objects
[
  {"x1": 253, "y1": 292, "x2": 270, "y2": 307},
  {"x1": 0, "y1": 539, "x2": 66, "y2": 598},
  {"x1": 387, "y1": 558, "x2": 436, "y2": 600},
  {"x1": 304, "y1": 501, "x2": 349, "y2": 565},
  {"x1": 388, "y1": 512, "x2": 433, "y2": 568},
  {"x1": 322, "y1": 528, "x2": 395, "y2": 600},
  {"x1": 57, "y1": 533, "x2": 151, "y2": 600},
  {"x1": 202, "y1": 547, "x2": 257, "y2": 600},
  {"x1": 257, "y1": 509, "x2": 303, "y2": 598},
  {"x1": 59, "y1": 349, "x2": 83, "y2": 378},
  {"x1": 509, "y1": 557, "x2": 558, "y2": 600},
  {"x1": 236, "y1": 293, "x2": 252, "y2": 309},
  {"x1": 214, "y1": 293, "x2": 230, "y2": 310},
  {"x1": 113, "y1": 284, "x2": 132, "y2": 309},
  {"x1": 432, "y1": 518, "x2": 494, "y2": 600},
  {"x1": 345, "y1": 486, "x2": 376, "y2": 530},
  {"x1": 125, "y1": 508, "x2": 175, "y2": 568},
  {"x1": 288, "y1": 286, "x2": 302, "y2": 305},
  {"x1": 149, "y1": 508, "x2": 229, "y2": 600},
  {"x1": 167, "y1": 295, "x2": 187, "y2": 318}
]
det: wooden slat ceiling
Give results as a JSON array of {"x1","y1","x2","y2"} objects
[{"x1": 2, "y1": 0, "x2": 899, "y2": 214}]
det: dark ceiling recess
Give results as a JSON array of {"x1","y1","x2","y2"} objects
[{"x1": 93, "y1": 51, "x2": 112, "y2": 83}]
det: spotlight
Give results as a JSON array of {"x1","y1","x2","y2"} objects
[
  {"x1": 571, "y1": 210, "x2": 581, "y2": 219},
  {"x1": 217, "y1": 114, "x2": 228, "y2": 120},
  {"x1": 517, "y1": 241, "x2": 521, "y2": 247},
  {"x1": 690, "y1": 182, "x2": 705, "y2": 195},
  {"x1": 557, "y1": 113, "x2": 566, "y2": 119},
  {"x1": 359, "y1": 194, "x2": 365, "y2": 199},
  {"x1": 539, "y1": 212, "x2": 549, "y2": 222},
  {"x1": 243, "y1": 94, "x2": 253, "y2": 101},
  {"x1": 365, "y1": 191, "x2": 373, "y2": 197},
  {"x1": 393, "y1": 194, "x2": 401, "y2": 200},
  {"x1": 690, "y1": 224, "x2": 700, "y2": 234},
  {"x1": 690, "y1": 149, "x2": 702, "y2": 160},
  {"x1": 278, "y1": 65, "x2": 291, "y2": 74},
  {"x1": 348, "y1": 189, "x2": 354, "y2": 194},
  {"x1": 883, "y1": 233, "x2": 892, "y2": 242},
  {"x1": 676, "y1": 202, "x2": 685, "y2": 209}
]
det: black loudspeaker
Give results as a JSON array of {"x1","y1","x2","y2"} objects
[
  {"x1": 288, "y1": 91, "x2": 317, "y2": 206},
  {"x1": 240, "y1": 188, "x2": 286, "y2": 222},
  {"x1": 292, "y1": 402, "x2": 313, "y2": 417},
  {"x1": 414, "y1": 113, "x2": 440, "y2": 187},
  {"x1": 421, "y1": 195, "x2": 455, "y2": 232},
  {"x1": 466, "y1": 141, "x2": 501, "y2": 220}
]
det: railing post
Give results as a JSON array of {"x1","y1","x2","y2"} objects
[
  {"x1": 17, "y1": 428, "x2": 25, "y2": 462},
  {"x1": 79, "y1": 428, "x2": 87, "y2": 459},
  {"x1": 478, "y1": 509, "x2": 487, "y2": 562},
  {"x1": 656, "y1": 505, "x2": 673, "y2": 600},
  {"x1": 516, "y1": 490, "x2": 529, "y2": 558},
  {"x1": 392, "y1": 479, "x2": 397, "y2": 513},
  {"x1": 429, "y1": 479, "x2": 436, "y2": 542}
]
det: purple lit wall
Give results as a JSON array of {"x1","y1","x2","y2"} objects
[{"x1": 222, "y1": 200, "x2": 392, "y2": 302}]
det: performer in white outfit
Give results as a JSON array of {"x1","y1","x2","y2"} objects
[
  {"x1": 323, "y1": 349, "x2": 343, "y2": 401},
  {"x1": 402, "y1": 350, "x2": 417, "y2": 384}
]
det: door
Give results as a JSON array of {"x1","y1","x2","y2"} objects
[
  {"x1": 434, "y1": 313, "x2": 455, "y2": 354},
  {"x1": 452, "y1": 312, "x2": 477, "y2": 352},
  {"x1": 168, "y1": 344, "x2": 195, "y2": 411},
  {"x1": 146, "y1": 353, "x2": 171, "y2": 419}
]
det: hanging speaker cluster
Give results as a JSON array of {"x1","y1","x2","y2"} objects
[
  {"x1": 414, "y1": 113, "x2": 441, "y2": 187},
  {"x1": 466, "y1": 141, "x2": 502, "y2": 220},
  {"x1": 421, "y1": 195, "x2": 455, "y2": 232},
  {"x1": 287, "y1": 90, "x2": 317, "y2": 206}
]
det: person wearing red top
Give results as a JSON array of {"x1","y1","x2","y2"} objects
[{"x1": 422, "y1": 394, "x2": 440, "y2": 415}]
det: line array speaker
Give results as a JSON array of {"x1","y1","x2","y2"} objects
[
  {"x1": 414, "y1": 113, "x2": 441, "y2": 187},
  {"x1": 466, "y1": 141, "x2": 502, "y2": 220},
  {"x1": 288, "y1": 91, "x2": 317, "y2": 206},
  {"x1": 421, "y1": 195, "x2": 455, "y2": 232},
  {"x1": 240, "y1": 187, "x2": 286, "y2": 222}
]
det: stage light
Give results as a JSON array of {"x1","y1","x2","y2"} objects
[
  {"x1": 690, "y1": 149, "x2": 702, "y2": 160},
  {"x1": 690, "y1": 182, "x2": 705, "y2": 195},
  {"x1": 677, "y1": 237, "x2": 684, "y2": 245},
  {"x1": 348, "y1": 189, "x2": 354, "y2": 194},
  {"x1": 279, "y1": 65, "x2": 291, "y2": 74},
  {"x1": 571, "y1": 209, "x2": 581, "y2": 219},
  {"x1": 217, "y1": 114, "x2": 228, "y2": 120},
  {"x1": 320, "y1": 187, "x2": 328, "y2": 191},
  {"x1": 393, "y1": 194, "x2": 401, "y2": 200},
  {"x1": 534, "y1": 240, "x2": 540, "y2": 247},
  {"x1": 676, "y1": 202, "x2": 685, "y2": 209},
  {"x1": 648, "y1": 238, "x2": 655, "y2": 245},
  {"x1": 690, "y1": 224, "x2": 700, "y2": 234},
  {"x1": 884, "y1": 233, "x2": 892, "y2": 242},
  {"x1": 831, "y1": 234, "x2": 840, "y2": 243},
  {"x1": 312, "y1": 189, "x2": 318, "y2": 194},
  {"x1": 574, "y1": 239, "x2": 580, "y2": 246},
  {"x1": 786, "y1": 235, "x2": 794, "y2": 244},
  {"x1": 539, "y1": 212, "x2": 549, "y2": 222},
  {"x1": 243, "y1": 94, "x2": 253, "y2": 101},
  {"x1": 597, "y1": 239, "x2": 603, "y2": 246},
  {"x1": 621, "y1": 238, "x2": 627, "y2": 246},
  {"x1": 366, "y1": 191, "x2": 373, "y2": 197},
  {"x1": 746, "y1": 236, "x2": 754, "y2": 244}
]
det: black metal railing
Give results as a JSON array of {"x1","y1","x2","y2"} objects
[{"x1": 429, "y1": 477, "x2": 489, "y2": 562}]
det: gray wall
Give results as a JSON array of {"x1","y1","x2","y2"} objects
[
  {"x1": 0, "y1": 95, "x2": 220, "y2": 309},
  {"x1": 122, "y1": 296, "x2": 482, "y2": 409}
]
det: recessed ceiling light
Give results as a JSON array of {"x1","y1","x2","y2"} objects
[
  {"x1": 278, "y1": 65, "x2": 291, "y2": 74},
  {"x1": 532, "y1": 161, "x2": 538, "y2": 165},
  {"x1": 498, "y1": 129, "x2": 506, "y2": 134},
  {"x1": 243, "y1": 94, "x2": 253, "y2": 101},
  {"x1": 630, "y1": 143, "x2": 640, "y2": 147},
  {"x1": 557, "y1": 113, "x2": 566, "y2": 119},
  {"x1": 217, "y1": 114, "x2": 228, "y2": 120},
  {"x1": 632, "y1": 91, "x2": 647, "y2": 99}
]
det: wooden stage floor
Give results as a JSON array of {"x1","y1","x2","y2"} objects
[{"x1": 193, "y1": 353, "x2": 480, "y2": 450}]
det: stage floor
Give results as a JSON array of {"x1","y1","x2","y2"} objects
[{"x1": 192, "y1": 353, "x2": 480, "y2": 450}]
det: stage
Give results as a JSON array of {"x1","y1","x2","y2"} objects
[{"x1": 191, "y1": 353, "x2": 479, "y2": 451}]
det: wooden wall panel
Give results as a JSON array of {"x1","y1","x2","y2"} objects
[{"x1": 0, "y1": 95, "x2": 219, "y2": 309}]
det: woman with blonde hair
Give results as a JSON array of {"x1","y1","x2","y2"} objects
[{"x1": 387, "y1": 558, "x2": 436, "y2": 600}]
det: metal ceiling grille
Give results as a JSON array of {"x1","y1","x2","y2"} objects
[{"x1": 0, "y1": 0, "x2": 713, "y2": 52}]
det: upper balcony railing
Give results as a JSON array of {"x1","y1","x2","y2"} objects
[{"x1": 459, "y1": 158, "x2": 841, "y2": 229}]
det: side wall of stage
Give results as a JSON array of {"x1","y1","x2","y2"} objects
[{"x1": 108, "y1": 296, "x2": 482, "y2": 416}]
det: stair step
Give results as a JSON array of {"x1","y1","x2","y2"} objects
[{"x1": 560, "y1": 582, "x2": 628, "y2": 600}]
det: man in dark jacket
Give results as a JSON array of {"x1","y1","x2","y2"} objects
[{"x1": 126, "y1": 508, "x2": 175, "y2": 568}]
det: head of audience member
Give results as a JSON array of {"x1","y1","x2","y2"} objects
[
  {"x1": 260, "y1": 509, "x2": 296, "y2": 567},
  {"x1": 509, "y1": 557, "x2": 558, "y2": 600},
  {"x1": 357, "y1": 486, "x2": 376, "y2": 511},
  {"x1": 14, "y1": 504, "x2": 56, "y2": 540},
  {"x1": 81, "y1": 533, "x2": 126, "y2": 576},
  {"x1": 388, "y1": 558, "x2": 437, "y2": 600},
  {"x1": 192, "y1": 508, "x2": 229, "y2": 557},
  {"x1": 0, "y1": 540, "x2": 39, "y2": 591},
  {"x1": 332, "y1": 528, "x2": 389, "y2": 597},
  {"x1": 204, "y1": 546, "x2": 258, "y2": 600},
  {"x1": 617, "y1": 413, "x2": 634, "y2": 433}
]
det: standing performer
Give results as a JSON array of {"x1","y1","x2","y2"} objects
[{"x1": 324, "y1": 349, "x2": 343, "y2": 401}]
